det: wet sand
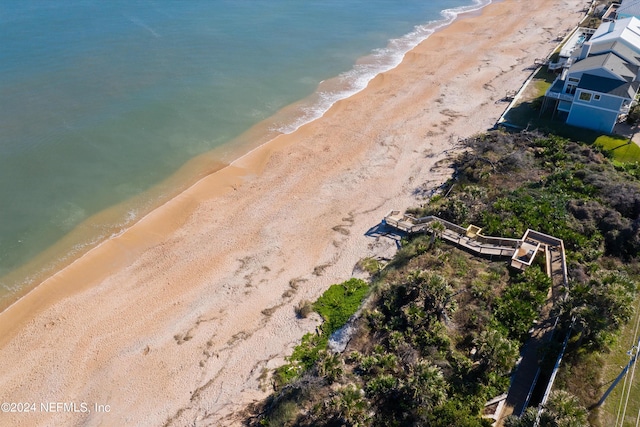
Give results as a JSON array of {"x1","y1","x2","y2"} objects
[{"x1": 0, "y1": 0, "x2": 586, "y2": 425}]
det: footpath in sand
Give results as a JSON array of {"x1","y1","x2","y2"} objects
[{"x1": 0, "y1": 0, "x2": 586, "y2": 425}]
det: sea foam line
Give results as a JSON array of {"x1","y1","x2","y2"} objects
[{"x1": 273, "y1": 0, "x2": 492, "y2": 135}]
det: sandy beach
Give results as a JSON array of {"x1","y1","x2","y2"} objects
[{"x1": 0, "y1": 0, "x2": 587, "y2": 425}]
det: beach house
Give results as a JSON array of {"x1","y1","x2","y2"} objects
[
  {"x1": 544, "y1": 17, "x2": 640, "y2": 133},
  {"x1": 617, "y1": 0, "x2": 640, "y2": 20}
]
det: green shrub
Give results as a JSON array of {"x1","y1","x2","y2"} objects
[
  {"x1": 313, "y1": 278, "x2": 369, "y2": 335},
  {"x1": 358, "y1": 257, "x2": 382, "y2": 275},
  {"x1": 259, "y1": 400, "x2": 298, "y2": 426},
  {"x1": 493, "y1": 267, "x2": 551, "y2": 342}
]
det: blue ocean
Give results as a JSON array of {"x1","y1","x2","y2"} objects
[{"x1": 0, "y1": 0, "x2": 488, "y2": 304}]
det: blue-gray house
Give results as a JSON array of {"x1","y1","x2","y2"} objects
[{"x1": 544, "y1": 18, "x2": 640, "y2": 133}]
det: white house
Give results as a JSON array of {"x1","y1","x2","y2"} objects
[{"x1": 587, "y1": 17, "x2": 640, "y2": 51}]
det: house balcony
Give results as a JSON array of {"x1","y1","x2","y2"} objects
[
  {"x1": 545, "y1": 91, "x2": 574, "y2": 102},
  {"x1": 545, "y1": 78, "x2": 574, "y2": 102}
]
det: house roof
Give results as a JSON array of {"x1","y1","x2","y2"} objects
[
  {"x1": 577, "y1": 73, "x2": 640, "y2": 98},
  {"x1": 590, "y1": 16, "x2": 640, "y2": 49},
  {"x1": 569, "y1": 52, "x2": 639, "y2": 82},
  {"x1": 618, "y1": 0, "x2": 640, "y2": 18},
  {"x1": 588, "y1": 40, "x2": 640, "y2": 65}
]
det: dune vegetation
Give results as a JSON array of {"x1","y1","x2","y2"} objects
[{"x1": 246, "y1": 130, "x2": 640, "y2": 427}]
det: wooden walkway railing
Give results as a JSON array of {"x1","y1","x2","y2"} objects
[{"x1": 382, "y1": 211, "x2": 520, "y2": 259}]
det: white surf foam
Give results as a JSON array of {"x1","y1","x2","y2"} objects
[{"x1": 273, "y1": 0, "x2": 492, "y2": 135}]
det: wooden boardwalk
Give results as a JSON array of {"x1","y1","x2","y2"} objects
[
  {"x1": 497, "y1": 233, "x2": 567, "y2": 425},
  {"x1": 382, "y1": 211, "x2": 569, "y2": 425},
  {"x1": 382, "y1": 211, "x2": 519, "y2": 258}
]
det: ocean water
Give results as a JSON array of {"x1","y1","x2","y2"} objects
[{"x1": 0, "y1": 0, "x2": 488, "y2": 304}]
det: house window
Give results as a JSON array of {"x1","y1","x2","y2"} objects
[
  {"x1": 566, "y1": 84, "x2": 577, "y2": 95},
  {"x1": 594, "y1": 94, "x2": 601, "y2": 100},
  {"x1": 579, "y1": 92, "x2": 592, "y2": 101},
  {"x1": 568, "y1": 77, "x2": 580, "y2": 83}
]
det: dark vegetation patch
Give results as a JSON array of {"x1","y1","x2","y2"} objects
[
  {"x1": 416, "y1": 132, "x2": 640, "y2": 261},
  {"x1": 246, "y1": 130, "x2": 640, "y2": 426}
]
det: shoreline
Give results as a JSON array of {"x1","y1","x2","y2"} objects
[
  {"x1": 0, "y1": 0, "x2": 491, "y2": 314},
  {"x1": 0, "y1": 0, "x2": 587, "y2": 425}
]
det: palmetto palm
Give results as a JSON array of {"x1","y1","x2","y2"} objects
[{"x1": 474, "y1": 328, "x2": 519, "y2": 376}]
